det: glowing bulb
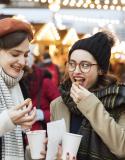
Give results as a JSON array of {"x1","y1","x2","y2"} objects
[
  {"x1": 121, "y1": 0, "x2": 125, "y2": 4},
  {"x1": 95, "y1": 0, "x2": 100, "y2": 4},
  {"x1": 116, "y1": 5, "x2": 121, "y2": 10},
  {"x1": 48, "y1": 0, "x2": 53, "y2": 3},
  {"x1": 86, "y1": 0, "x2": 91, "y2": 4},
  {"x1": 83, "y1": 3, "x2": 88, "y2": 8},
  {"x1": 104, "y1": 0, "x2": 109, "y2": 4},
  {"x1": 90, "y1": 4, "x2": 95, "y2": 8},
  {"x1": 96, "y1": 4, "x2": 101, "y2": 9},
  {"x1": 110, "y1": 5, "x2": 115, "y2": 10},
  {"x1": 103, "y1": 5, "x2": 108, "y2": 9},
  {"x1": 113, "y1": 0, "x2": 118, "y2": 5},
  {"x1": 40, "y1": 0, "x2": 47, "y2": 2},
  {"x1": 63, "y1": 0, "x2": 69, "y2": 6}
]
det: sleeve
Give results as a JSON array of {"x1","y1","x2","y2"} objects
[
  {"x1": 42, "y1": 79, "x2": 60, "y2": 122},
  {"x1": 0, "y1": 110, "x2": 16, "y2": 136},
  {"x1": 43, "y1": 78, "x2": 60, "y2": 101},
  {"x1": 77, "y1": 93, "x2": 125, "y2": 158},
  {"x1": 50, "y1": 100, "x2": 55, "y2": 121},
  {"x1": 36, "y1": 109, "x2": 44, "y2": 121}
]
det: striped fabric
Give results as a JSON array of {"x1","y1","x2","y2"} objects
[{"x1": 0, "y1": 67, "x2": 24, "y2": 160}]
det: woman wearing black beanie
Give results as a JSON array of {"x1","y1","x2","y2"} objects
[{"x1": 50, "y1": 31, "x2": 125, "y2": 160}]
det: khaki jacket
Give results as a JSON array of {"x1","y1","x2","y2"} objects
[{"x1": 50, "y1": 94, "x2": 125, "y2": 158}]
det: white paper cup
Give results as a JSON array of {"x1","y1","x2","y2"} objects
[
  {"x1": 62, "y1": 132, "x2": 82, "y2": 160},
  {"x1": 26, "y1": 130, "x2": 46, "y2": 159}
]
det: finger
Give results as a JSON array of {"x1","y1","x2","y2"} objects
[
  {"x1": 43, "y1": 138, "x2": 48, "y2": 144},
  {"x1": 70, "y1": 88, "x2": 80, "y2": 100},
  {"x1": 57, "y1": 144, "x2": 62, "y2": 160},
  {"x1": 66, "y1": 152, "x2": 70, "y2": 160},
  {"x1": 15, "y1": 98, "x2": 31, "y2": 110},
  {"x1": 71, "y1": 84, "x2": 81, "y2": 95},
  {"x1": 78, "y1": 85, "x2": 91, "y2": 97},
  {"x1": 21, "y1": 118, "x2": 36, "y2": 128},
  {"x1": 70, "y1": 93, "x2": 80, "y2": 104},
  {"x1": 40, "y1": 150, "x2": 46, "y2": 156},
  {"x1": 17, "y1": 102, "x2": 33, "y2": 119},
  {"x1": 18, "y1": 107, "x2": 36, "y2": 124},
  {"x1": 17, "y1": 108, "x2": 36, "y2": 123}
]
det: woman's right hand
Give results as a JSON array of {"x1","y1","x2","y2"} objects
[{"x1": 8, "y1": 98, "x2": 36, "y2": 129}]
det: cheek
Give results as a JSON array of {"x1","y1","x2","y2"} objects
[{"x1": 86, "y1": 70, "x2": 98, "y2": 87}]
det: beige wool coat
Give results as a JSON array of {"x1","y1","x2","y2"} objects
[{"x1": 50, "y1": 93, "x2": 125, "y2": 158}]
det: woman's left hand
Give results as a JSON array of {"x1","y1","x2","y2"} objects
[{"x1": 70, "y1": 82, "x2": 91, "y2": 104}]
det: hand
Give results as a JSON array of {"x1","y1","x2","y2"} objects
[
  {"x1": 40, "y1": 138, "x2": 48, "y2": 160},
  {"x1": 57, "y1": 144, "x2": 76, "y2": 160},
  {"x1": 70, "y1": 82, "x2": 91, "y2": 104},
  {"x1": 8, "y1": 98, "x2": 36, "y2": 129}
]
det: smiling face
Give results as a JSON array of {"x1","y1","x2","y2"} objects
[
  {"x1": 68, "y1": 49, "x2": 99, "y2": 89},
  {"x1": 0, "y1": 38, "x2": 30, "y2": 78}
]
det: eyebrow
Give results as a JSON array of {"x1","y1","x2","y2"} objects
[
  {"x1": 70, "y1": 60, "x2": 92, "y2": 63},
  {"x1": 10, "y1": 49, "x2": 30, "y2": 54}
]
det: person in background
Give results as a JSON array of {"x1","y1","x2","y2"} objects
[
  {"x1": 20, "y1": 45, "x2": 60, "y2": 160},
  {"x1": 0, "y1": 18, "x2": 36, "y2": 160},
  {"x1": 20, "y1": 45, "x2": 60, "y2": 131},
  {"x1": 50, "y1": 31, "x2": 125, "y2": 160},
  {"x1": 38, "y1": 52, "x2": 60, "y2": 87}
]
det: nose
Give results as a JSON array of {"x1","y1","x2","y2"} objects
[
  {"x1": 18, "y1": 55, "x2": 26, "y2": 67},
  {"x1": 74, "y1": 65, "x2": 81, "y2": 73}
]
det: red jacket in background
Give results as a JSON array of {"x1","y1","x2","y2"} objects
[{"x1": 20, "y1": 65, "x2": 60, "y2": 131}]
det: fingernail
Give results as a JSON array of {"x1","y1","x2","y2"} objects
[{"x1": 67, "y1": 152, "x2": 69, "y2": 155}]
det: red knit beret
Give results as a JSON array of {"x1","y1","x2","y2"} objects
[{"x1": 0, "y1": 18, "x2": 33, "y2": 41}]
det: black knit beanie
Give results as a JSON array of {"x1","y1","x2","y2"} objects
[{"x1": 68, "y1": 31, "x2": 115, "y2": 73}]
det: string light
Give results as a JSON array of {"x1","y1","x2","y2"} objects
[
  {"x1": 40, "y1": 0, "x2": 47, "y2": 3},
  {"x1": 83, "y1": 3, "x2": 88, "y2": 8},
  {"x1": 96, "y1": 4, "x2": 102, "y2": 9},
  {"x1": 95, "y1": 0, "x2": 100, "y2": 5},
  {"x1": 90, "y1": 3, "x2": 95, "y2": 8},
  {"x1": 121, "y1": 0, "x2": 125, "y2": 4},
  {"x1": 103, "y1": 5, "x2": 108, "y2": 9},
  {"x1": 110, "y1": 5, "x2": 115, "y2": 10},
  {"x1": 112, "y1": 0, "x2": 118, "y2": 5},
  {"x1": 25, "y1": 0, "x2": 125, "y2": 11},
  {"x1": 69, "y1": 0, "x2": 76, "y2": 7},
  {"x1": 48, "y1": 0, "x2": 53, "y2": 3},
  {"x1": 76, "y1": 0, "x2": 83, "y2": 7},
  {"x1": 116, "y1": 5, "x2": 121, "y2": 10},
  {"x1": 104, "y1": 0, "x2": 110, "y2": 4},
  {"x1": 86, "y1": 0, "x2": 92, "y2": 5},
  {"x1": 63, "y1": 0, "x2": 69, "y2": 6}
]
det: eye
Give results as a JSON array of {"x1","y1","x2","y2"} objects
[
  {"x1": 24, "y1": 53, "x2": 28, "y2": 58},
  {"x1": 11, "y1": 53, "x2": 19, "y2": 57},
  {"x1": 81, "y1": 63, "x2": 90, "y2": 68},
  {"x1": 69, "y1": 61, "x2": 75, "y2": 67}
]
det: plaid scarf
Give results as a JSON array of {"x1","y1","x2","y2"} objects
[
  {"x1": 0, "y1": 67, "x2": 24, "y2": 160},
  {"x1": 60, "y1": 80, "x2": 125, "y2": 160}
]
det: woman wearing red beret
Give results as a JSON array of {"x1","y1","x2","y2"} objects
[{"x1": 0, "y1": 18, "x2": 36, "y2": 160}]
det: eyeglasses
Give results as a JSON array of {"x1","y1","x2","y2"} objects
[{"x1": 68, "y1": 60, "x2": 97, "y2": 73}]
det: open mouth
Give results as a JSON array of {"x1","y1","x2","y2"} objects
[{"x1": 74, "y1": 77, "x2": 86, "y2": 85}]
